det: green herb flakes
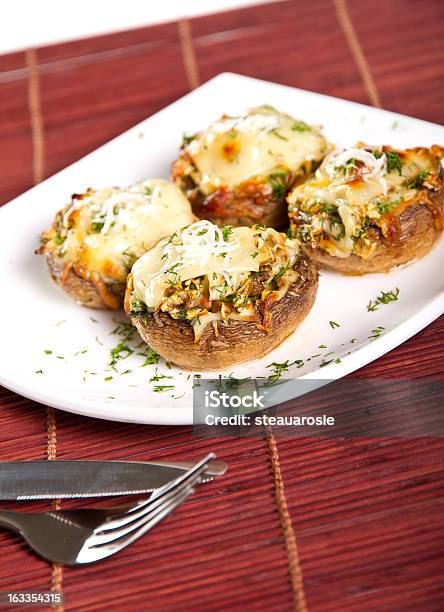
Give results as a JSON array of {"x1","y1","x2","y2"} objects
[{"x1": 367, "y1": 288, "x2": 399, "y2": 312}]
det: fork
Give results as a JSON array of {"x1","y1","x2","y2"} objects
[{"x1": 0, "y1": 453, "x2": 215, "y2": 565}]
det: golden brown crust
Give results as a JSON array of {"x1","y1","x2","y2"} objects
[
  {"x1": 125, "y1": 255, "x2": 318, "y2": 370},
  {"x1": 172, "y1": 153, "x2": 314, "y2": 229},
  {"x1": 45, "y1": 252, "x2": 125, "y2": 309},
  {"x1": 302, "y1": 179, "x2": 444, "y2": 275}
]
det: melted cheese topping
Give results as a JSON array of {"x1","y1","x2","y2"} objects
[
  {"x1": 62, "y1": 179, "x2": 194, "y2": 281},
  {"x1": 186, "y1": 105, "x2": 329, "y2": 192},
  {"x1": 288, "y1": 145, "x2": 437, "y2": 257},
  {"x1": 132, "y1": 220, "x2": 258, "y2": 309},
  {"x1": 131, "y1": 220, "x2": 299, "y2": 311}
]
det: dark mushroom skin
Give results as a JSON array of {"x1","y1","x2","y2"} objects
[
  {"x1": 172, "y1": 105, "x2": 330, "y2": 229},
  {"x1": 125, "y1": 255, "x2": 318, "y2": 371},
  {"x1": 289, "y1": 145, "x2": 444, "y2": 275}
]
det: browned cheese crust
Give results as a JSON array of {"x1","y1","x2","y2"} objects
[
  {"x1": 125, "y1": 255, "x2": 318, "y2": 370},
  {"x1": 172, "y1": 153, "x2": 311, "y2": 229}
]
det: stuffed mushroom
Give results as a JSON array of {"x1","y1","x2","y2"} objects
[
  {"x1": 287, "y1": 144, "x2": 444, "y2": 274},
  {"x1": 125, "y1": 220, "x2": 318, "y2": 370},
  {"x1": 38, "y1": 179, "x2": 195, "y2": 308},
  {"x1": 171, "y1": 105, "x2": 330, "y2": 229}
]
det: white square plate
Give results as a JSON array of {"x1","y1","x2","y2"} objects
[{"x1": 0, "y1": 73, "x2": 443, "y2": 424}]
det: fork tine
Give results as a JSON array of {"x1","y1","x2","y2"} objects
[
  {"x1": 91, "y1": 454, "x2": 212, "y2": 544},
  {"x1": 76, "y1": 487, "x2": 194, "y2": 563},
  {"x1": 146, "y1": 452, "x2": 215, "y2": 503},
  {"x1": 88, "y1": 483, "x2": 195, "y2": 547},
  {"x1": 96, "y1": 453, "x2": 215, "y2": 533}
]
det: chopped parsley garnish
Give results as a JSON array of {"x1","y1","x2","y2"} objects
[
  {"x1": 44, "y1": 349, "x2": 53, "y2": 355},
  {"x1": 292, "y1": 121, "x2": 310, "y2": 132},
  {"x1": 334, "y1": 157, "x2": 361, "y2": 176},
  {"x1": 144, "y1": 186, "x2": 153, "y2": 196},
  {"x1": 150, "y1": 369, "x2": 173, "y2": 383},
  {"x1": 367, "y1": 287, "x2": 399, "y2": 311},
  {"x1": 376, "y1": 198, "x2": 400, "y2": 214},
  {"x1": 268, "y1": 172, "x2": 290, "y2": 201},
  {"x1": 251, "y1": 251, "x2": 259, "y2": 258},
  {"x1": 35, "y1": 369, "x2": 44, "y2": 374},
  {"x1": 90, "y1": 317, "x2": 98, "y2": 323},
  {"x1": 75, "y1": 347, "x2": 88, "y2": 356},
  {"x1": 104, "y1": 376, "x2": 113, "y2": 382},
  {"x1": 221, "y1": 226, "x2": 233, "y2": 242},
  {"x1": 153, "y1": 385, "x2": 175, "y2": 393},
  {"x1": 264, "y1": 359, "x2": 304, "y2": 386},
  {"x1": 329, "y1": 320, "x2": 340, "y2": 329},
  {"x1": 182, "y1": 133, "x2": 196, "y2": 145},
  {"x1": 129, "y1": 299, "x2": 147, "y2": 317},
  {"x1": 373, "y1": 149, "x2": 403, "y2": 174},
  {"x1": 321, "y1": 203, "x2": 339, "y2": 215},
  {"x1": 408, "y1": 170, "x2": 429, "y2": 189},
  {"x1": 139, "y1": 347, "x2": 160, "y2": 367},
  {"x1": 197, "y1": 228, "x2": 208, "y2": 236},
  {"x1": 91, "y1": 220, "x2": 105, "y2": 232},
  {"x1": 319, "y1": 359, "x2": 333, "y2": 368},
  {"x1": 270, "y1": 128, "x2": 288, "y2": 141},
  {"x1": 368, "y1": 325, "x2": 385, "y2": 339},
  {"x1": 273, "y1": 264, "x2": 290, "y2": 282},
  {"x1": 165, "y1": 262, "x2": 181, "y2": 275},
  {"x1": 385, "y1": 151, "x2": 403, "y2": 175},
  {"x1": 110, "y1": 341, "x2": 133, "y2": 367}
]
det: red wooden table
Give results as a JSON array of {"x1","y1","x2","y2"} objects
[{"x1": 1, "y1": 1, "x2": 443, "y2": 610}]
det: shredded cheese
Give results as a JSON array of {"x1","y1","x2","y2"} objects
[
  {"x1": 325, "y1": 148, "x2": 387, "y2": 182},
  {"x1": 132, "y1": 220, "x2": 262, "y2": 309}
]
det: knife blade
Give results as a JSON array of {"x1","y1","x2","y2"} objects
[{"x1": 0, "y1": 460, "x2": 227, "y2": 500}]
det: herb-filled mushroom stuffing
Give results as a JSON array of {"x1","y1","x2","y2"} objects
[
  {"x1": 125, "y1": 220, "x2": 318, "y2": 370},
  {"x1": 172, "y1": 105, "x2": 330, "y2": 229},
  {"x1": 288, "y1": 144, "x2": 444, "y2": 274}
]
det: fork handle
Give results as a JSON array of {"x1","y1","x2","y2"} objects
[{"x1": 0, "y1": 510, "x2": 24, "y2": 533}]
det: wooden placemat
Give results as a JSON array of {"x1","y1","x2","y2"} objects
[{"x1": 0, "y1": 1, "x2": 443, "y2": 610}]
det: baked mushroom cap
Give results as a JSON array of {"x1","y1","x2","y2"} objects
[
  {"x1": 172, "y1": 105, "x2": 330, "y2": 229},
  {"x1": 38, "y1": 179, "x2": 195, "y2": 308},
  {"x1": 125, "y1": 220, "x2": 318, "y2": 370},
  {"x1": 287, "y1": 144, "x2": 444, "y2": 274}
]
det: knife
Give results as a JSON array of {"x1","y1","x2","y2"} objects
[{"x1": 0, "y1": 460, "x2": 227, "y2": 500}]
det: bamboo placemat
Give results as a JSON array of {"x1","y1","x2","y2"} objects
[{"x1": 0, "y1": 1, "x2": 443, "y2": 610}]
